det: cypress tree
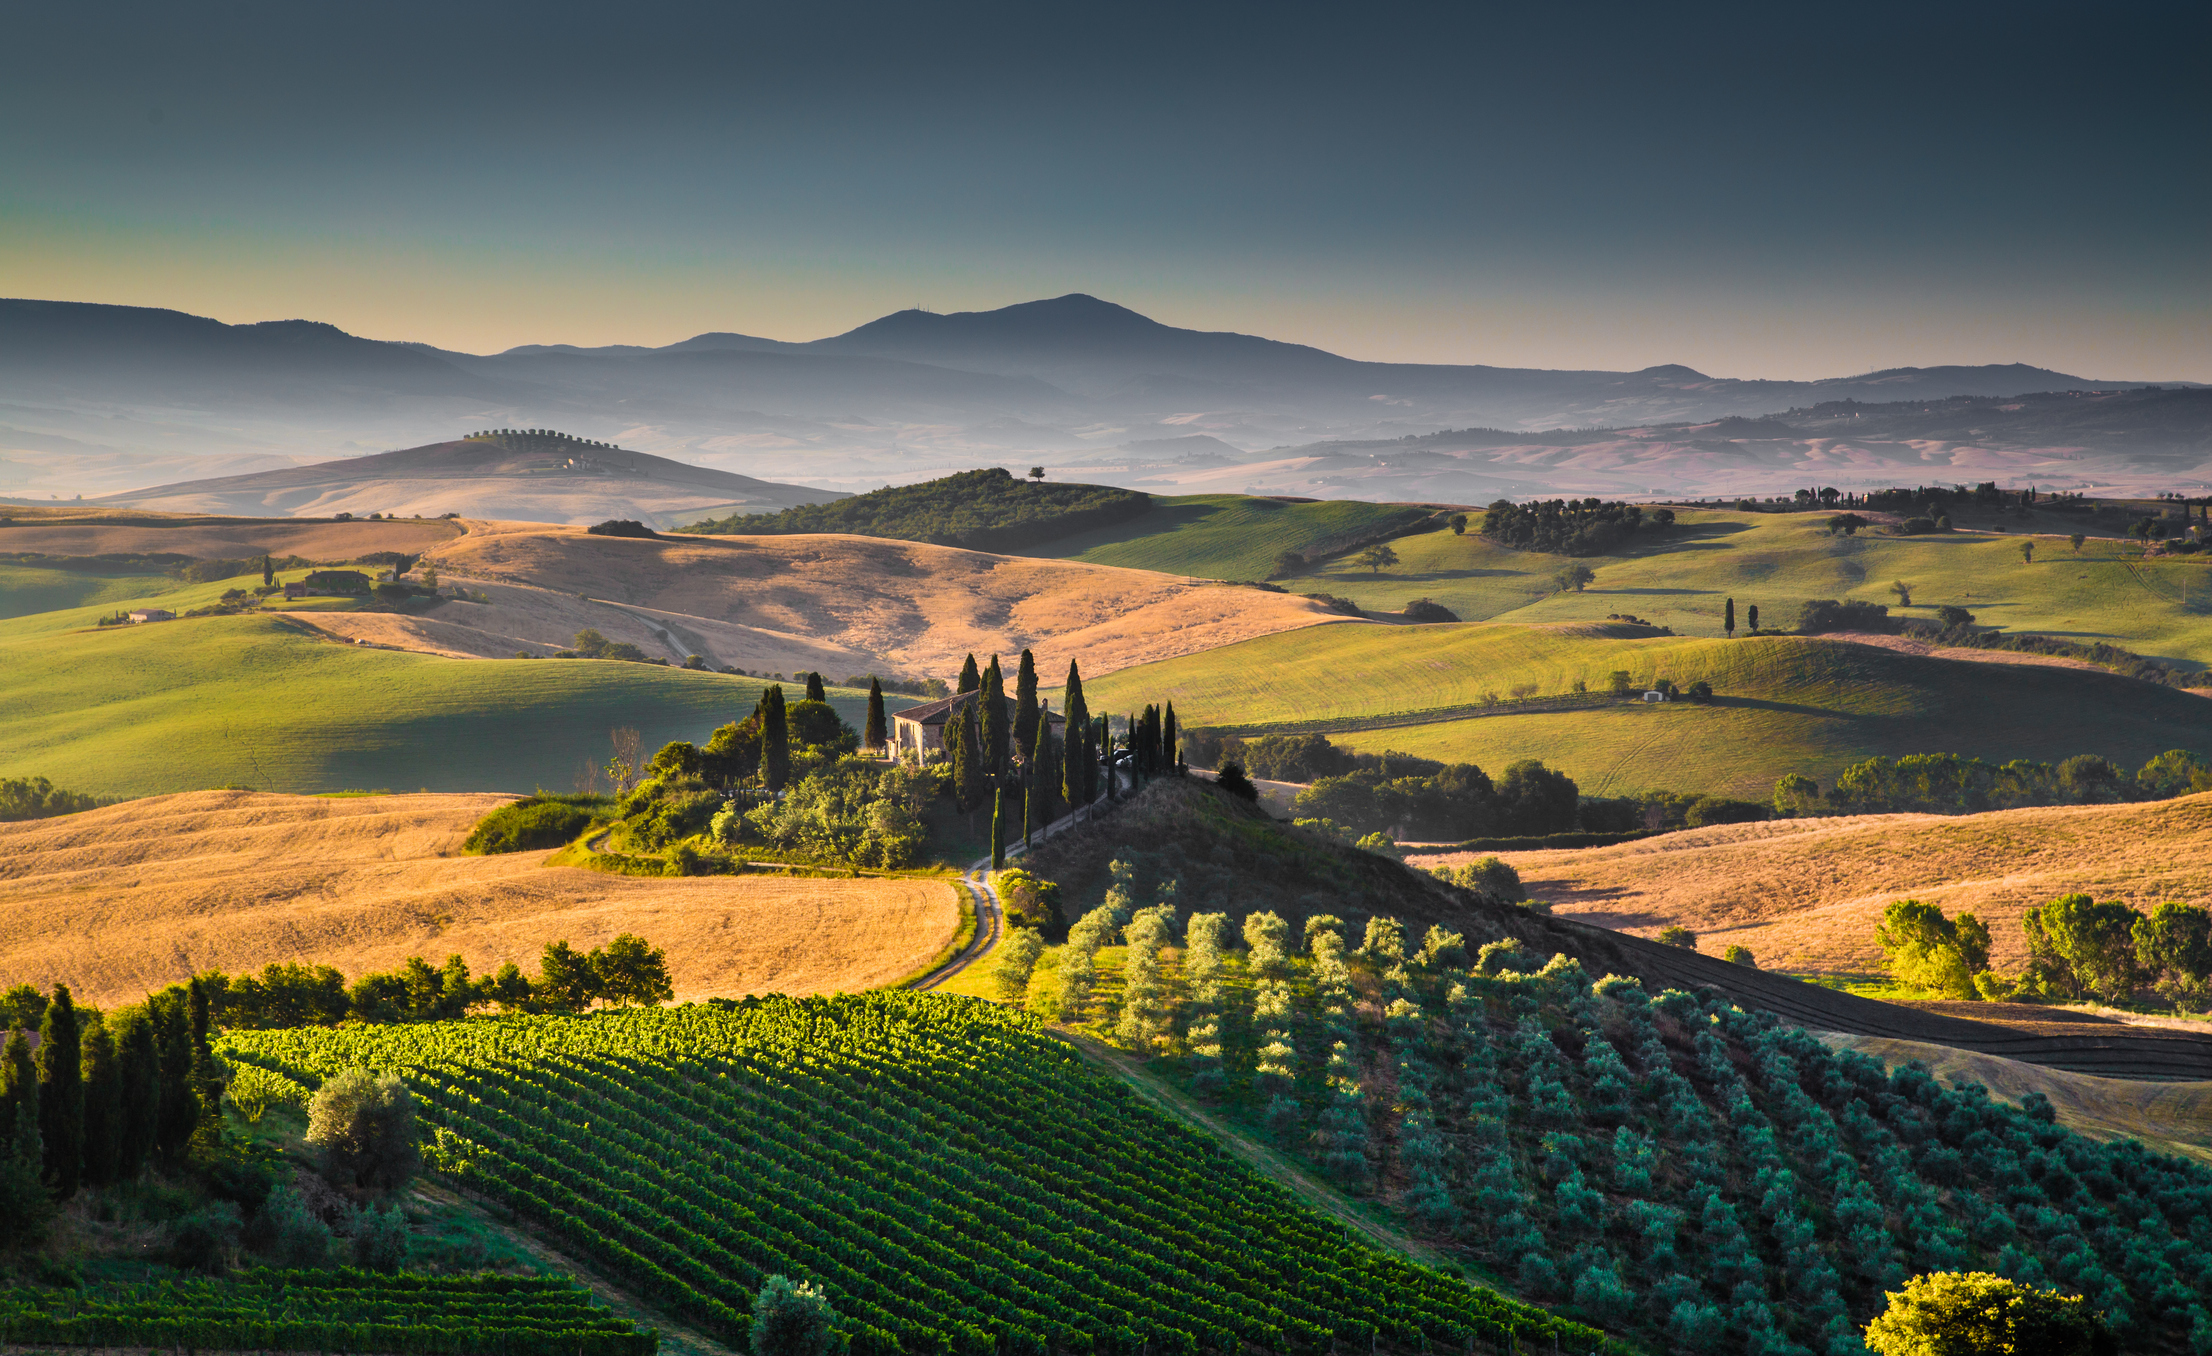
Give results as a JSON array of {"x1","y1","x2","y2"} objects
[
  {"x1": 1096, "y1": 715, "x2": 1113, "y2": 802},
  {"x1": 261, "y1": 554, "x2": 274, "y2": 587},
  {"x1": 805, "y1": 671, "x2": 827, "y2": 703},
  {"x1": 864, "y1": 678, "x2": 888, "y2": 752},
  {"x1": 1014, "y1": 649, "x2": 1040, "y2": 756},
  {"x1": 37, "y1": 985, "x2": 82, "y2": 1197},
  {"x1": 79, "y1": 1017, "x2": 119, "y2": 1188},
  {"x1": 186, "y1": 978, "x2": 224, "y2": 1150},
  {"x1": 112, "y1": 1007, "x2": 159, "y2": 1179},
  {"x1": 152, "y1": 991, "x2": 195, "y2": 1162},
  {"x1": 0, "y1": 1030, "x2": 35, "y2": 1165},
  {"x1": 1164, "y1": 701, "x2": 1179, "y2": 770},
  {"x1": 1724, "y1": 597, "x2": 1736, "y2": 637},
  {"x1": 990, "y1": 785, "x2": 1006, "y2": 869},
  {"x1": 1027, "y1": 714, "x2": 1058, "y2": 837},
  {"x1": 761, "y1": 686, "x2": 791, "y2": 791},
  {"x1": 1061, "y1": 661, "x2": 1090, "y2": 810},
  {"x1": 980, "y1": 657, "x2": 1010, "y2": 775},
  {"x1": 957, "y1": 654, "x2": 980, "y2": 695},
  {"x1": 1748, "y1": 603, "x2": 1759, "y2": 632}
]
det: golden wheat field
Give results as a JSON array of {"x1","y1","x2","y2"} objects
[
  {"x1": 0, "y1": 791, "x2": 957, "y2": 1006},
  {"x1": 1409, "y1": 792, "x2": 2212, "y2": 976}
]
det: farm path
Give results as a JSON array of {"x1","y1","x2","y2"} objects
[
  {"x1": 910, "y1": 865, "x2": 1001, "y2": 991},
  {"x1": 411, "y1": 1177, "x2": 740, "y2": 1356},
  {"x1": 1058, "y1": 1032, "x2": 1452, "y2": 1271}
]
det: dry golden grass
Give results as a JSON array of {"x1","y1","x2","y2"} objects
[
  {"x1": 1408, "y1": 792, "x2": 2212, "y2": 976},
  {"x1": 0, "y1": 790, "x2": 956, "y2": 1007},
  {"x1": 375, "y1": 521, "x2": 1347, "y2": 677},
  {"x1": 0, "y1": 510, "x2": 459, "y2": 560},
  {"x1": 1824, "y1": 1033, "x2": 2212, "y2": 1164}
]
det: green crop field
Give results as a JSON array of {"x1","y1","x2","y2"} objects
[
  {"x1": 1034, "y1": 495, "x2": 1431, "y2": 581},
  {"x1": 0, "y1": 613, "x2": 897, "y2": 797},
  {"x1": 1088, "y1": 623, "x2": 2212, "y2": 798},
  {"x1": 223, "y1": 994, "x2": 1590, "y2": 1355},
  {"x1": 0, "y1": 562, "x2": 188, "y2": 620},
  {"x1": 1272, "y1": 510, "x2": 2212, "y2": 664}
]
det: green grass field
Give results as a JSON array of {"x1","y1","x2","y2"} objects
[
  {"x1": 1268, "y1": 510, "x2": 2212, "y2": 664},
  {"x1": 1088, "y1": 622, "x2": 2212, "y2": 798},
  {"x1": 0, "y1": 613, "x2": 895, "y2": 797},
  {"x1": 1034, "y1": 494, "x2": 1428, "y2": 580},
  {"x1": 0, "y1": 563, "x2": 194, "y2": 621}
]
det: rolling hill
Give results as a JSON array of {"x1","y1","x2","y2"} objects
[
  {"x1": 1034, "y1": 493, "x2": 1435, "y2": 580},
  {"x1": 1084, "y1": 622, "x2": 2212, "y2": 798},
  {"x1": 99, "y1": 430, "x2": 836, "y2": 526},
  {"x1": 0, "y1": 789, "x2": 957, "y2": 1006},
  {"x1": 1407, "y1": 792, "x2": 2212, "y2": 979}
]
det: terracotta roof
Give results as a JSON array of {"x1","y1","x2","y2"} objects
[{"x1": 892, "y1": 691, "x2": 1067, "y2": 728}]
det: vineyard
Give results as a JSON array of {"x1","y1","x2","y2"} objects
[
  {"x1": 1083, "y1": 914, "x2": 2212, "y2": 1355},
  {"x1": 0, "y1": 1270, "x2": 652, "y2": 1355},
  {"x1": 221, "y1": 994, "x2": 1607, "y2": 1356}
]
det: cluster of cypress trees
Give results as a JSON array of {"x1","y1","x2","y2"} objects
[{"x1": 1, "y1": 979, "x2": 221, "y2": 1231}]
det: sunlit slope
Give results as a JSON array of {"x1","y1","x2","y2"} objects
[
  {"x1": 1035, "y1": 494, "x2": 1429, "y2": 580},
  {"x1": 0, "y1": 563, "x2": 182, "y2": 620},
  {"x1": 0, "y1": 613, "x2": 872, "y2": 796},
  {"x1": 1276, "y1": 510, "x2": 2212, "y2": 663},
  {"x1": 1088, "y1": 624, "x2": 2212, "y2": 797}
]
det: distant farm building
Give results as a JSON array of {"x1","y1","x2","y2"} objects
[
  {"x1": 126, "y1": 608, "x2": 174, "y2": 623},
  {"x1": 1642, "y1": 690, "x2": 1668, "y2": 703},
  {"x1": 286, "y1": 569, "x2": 374, "y2": 599},
  {"x1": 891, "y1": 691, "x2": 1066, "y2": 760}
]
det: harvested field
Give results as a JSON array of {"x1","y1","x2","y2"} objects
[
  {"x1": 0, "y1": 508, "x2": 459, "y2": 560},
  {"x1": 0, "y1": 790, "x2": 957, "y2": 1006},
  {"x1": 1409, "y1": 793, "x2": 2212, "y2": 976},
  {"x1": 1824, "y1": 1033, "x2": 2212, "y2": 1164},
  {"x1": 1820, "y1": 629, "x2": 2111, "y2": 674},
  {"x1": 410, "y1": 521, "x2": 1346, "y2": 677}
]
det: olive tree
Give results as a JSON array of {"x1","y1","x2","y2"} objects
[{"x1": 305, "y1": 1068, "x2": 420, "y2": 1191}]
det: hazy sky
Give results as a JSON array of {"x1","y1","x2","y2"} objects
[{"x1": 5, "y1": 1, "x2": 2205, "y2": 379}]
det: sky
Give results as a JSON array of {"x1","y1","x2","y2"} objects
[{"x1": 3, "y1": 0, "x2": 2206, "y2": 380}]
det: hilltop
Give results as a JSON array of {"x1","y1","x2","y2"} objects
[
  {"x1": 97, "y1": 430, "x2": 837, "y2": 526},
  {"x1": 0, "y1": 789, "x2": 958, "y2": 1005}
]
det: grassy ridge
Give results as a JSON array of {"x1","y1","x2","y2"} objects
[
  {"x1": 1056, "y1": 504, "x2": 2212, "y2": 662},
  {"x1": 0, "y1": 614, "x2": 890, "y2": 797},
  {"x1": 0, "y1": 563, "x2": 186, "y2": 620},
  {"x1": 1088, "y1": 624, "x2": 2212, "y2": 797},
  {"x1": 1035, "y1": 494, "x2": 1430, "y2": 580}
]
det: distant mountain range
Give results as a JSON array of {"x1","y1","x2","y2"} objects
[{"x1": 0, "y1": 294, "x2": 2201, "y2": 503}]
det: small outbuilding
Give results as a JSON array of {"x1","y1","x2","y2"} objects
[
  {"x1": 1641, "y1": 690, "x2": 1667, "y2": 703},
  {"x1": 126, "y1": 608, "x2": 175, "y2": 623},
  {"x1": 891, "y1": 690, "x2": 1066, "y2": 760}
]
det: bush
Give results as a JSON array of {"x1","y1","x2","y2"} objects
[
  {"x1": 1685, "y1": 679, "x2": 1713, "y2": 703},
  {"x1": 1796, "y1": 598, "x2": 1896, "y2": 633},
  {"x1": 167, "y1": 1202, "x2": 243, "y2": 1273},
  {"x1": 353, "y1": 1202, "x2": 412, "y2": 1272},
  {"x1": 1213, "y1": 763, "x2": 1261, "y2": 802},
  {"x1": 306, "y1": 1068, "x2": 420, "y2": 1192},
  {"x1": 587, "y1": 520, "x2": 661, "y2": 538},
  {"x1": 1864, "y1": 1271, "x2": 2113, "y2": 1356},
  {"x1": 1724, "y1": 945, "x2": 1757, "y2": 967},
  {"x1": 464, "y1": 796, "x2": 601, "y2": 853},
  {"x1": 752, "y1": 1274, "x2": 840, "y2": 1356},
  {"x1": 1685, "y1": 796, "x2": 1766, "y2": 827},
  {"x1": 1657, "y1": 926, "x2": 1697, "y2": 950},
  {"x1": 1402, "y1": 598, "x2": 1459, "y2": 623},
  {"x1": 1443, "y1": 856, "x2": 1525, "y2": 904}
]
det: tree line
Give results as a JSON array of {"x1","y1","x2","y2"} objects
[
  {"x1": 674, "y1": 467, "x2": 1150, "y2": 553},
  {"x1": 1775, "y1": 748, "x2": 2212, "y2": 818},
  {"x1": 1880, "y1": 894, "x2": 2212, "y2": 1008},
  {"x1": 1478, "y1": 498, "x2": 1670, "y2": 556}
]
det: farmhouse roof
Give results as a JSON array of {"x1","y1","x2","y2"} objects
[{"x1": 893, "y1": 691, "x2": 1067, "y2": 728}]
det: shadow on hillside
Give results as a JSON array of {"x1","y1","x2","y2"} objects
[
  {"x1": 1592, "y1": 586, "x2": 1710, "y2": 596},
  {"x1": 1708, "y1": 695, "x2": 1851, "y2": 719}
]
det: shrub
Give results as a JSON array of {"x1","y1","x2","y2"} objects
[
  {"x1": 1657, "y1": 925, "x2": 1698, "y2": 950},
  {"x1": 1685, "y1": 795, "x2": 1765, "y2": 827},
  {"x1": 306, "y1": 1068, "x2": 420, "y2": 1191},
  {"x1": 752, "y1": 1274, "x2": 840, "y2": 1356},
  {"x1": 167, "y1": 1203, "x2": 244, "y2": 1273},
  {"x1": 1863, "y1": 1271, "x2": 2113, "y2": 1356},
  {"x1": 1724, "y1": 945, "x2": 1757, "y2": 967},
  {"x1": 1796, "y1": 598, "x2": 1895, "y2": 633},
  {"x1": 1402, "y1": 597, "x2": 1459, "y2": 622},
  {"x1": 587, "y1": 520, "x2": 661, "y2": 538},
  {"x1": 464, "y1": 796, "x2": 600, "y2": 853},
  {"x1": 1213, "y1": 763, "x2": 1260, "y2": 801}
]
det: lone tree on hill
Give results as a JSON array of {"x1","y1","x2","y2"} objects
[
  {"x1": 1449, "y1": 513, "x2": 1468, "y2": 535},
  {"x1": 1356, "y1": 544, "x2": 1399, "y2": 573},
  {"x1": 864, "y1": 678, "x2": 888, "y2": 751},
  {"x1": 957, "y1": 654, "x2": 980, "y2": 695},
  {"x1": 1270, "y1": 549, "x2": 1305, "y2": 579},
  {"x1": 1747, "y1": 602, "x2": 1759, "y2": 631},
  {"x1": 1555, "y1": 563, "x2": 1595, "y2": 593},
  {"x1": 1028, "y1": 466, "x2": 1045, "y2": 482},
  {"x1": 1724, "y1": 597, "x2": 1736, "y2": 636},
  {"x1": 306, "y1": 1068, "x2": 419, "y2": 1192},
  {"x1": 804, "y1": 672, "x2": 826, "y2": 702},
  {"x1": 751, "y1": 1275, "x2": 838, "y2": 1356},
  {"x1": 2070, "y1": 533, "x2": 2086, "y2": 552},
  {"x1": 1889, "y1": 580, "x2": 1914, "y2": 607},
  {"x1": 2020, "y1": 540, "x2": 2035, "y2": 564}
]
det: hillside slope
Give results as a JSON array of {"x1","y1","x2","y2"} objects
[
  {"x1": 101, "y1": 433, "x2": 835, "y2": 526},
  {"x1": 1088, "y1": 622, "x2": 2212, "y2": 798},
  {"x1": 1412, "y1": 792, "x2": 2212, "y2": 979},
  {"x1": 0, "y1": 790, "x2": 957, "y2": 1005}
]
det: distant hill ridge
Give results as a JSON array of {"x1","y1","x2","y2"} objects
[{"x1": 677, "y1": 466, "x2": 1150, "y2": 552}]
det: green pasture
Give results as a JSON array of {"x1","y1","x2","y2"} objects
[
  {"x1": 1036, "y1": 494, "x2": 1426, "y2": 580},
  {"x1": 1036, "y1": 501, "x2": 2212, "y2": 663},
  {"x1": 0, "y1": 563, "x2": 189, "y2": 621},
  {"x1": 1088, "y1": 622, "x2": 2212, "y2": 799},
  {"x1": 0, "y1": 613, "x2": 893, "y2": 798}
]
